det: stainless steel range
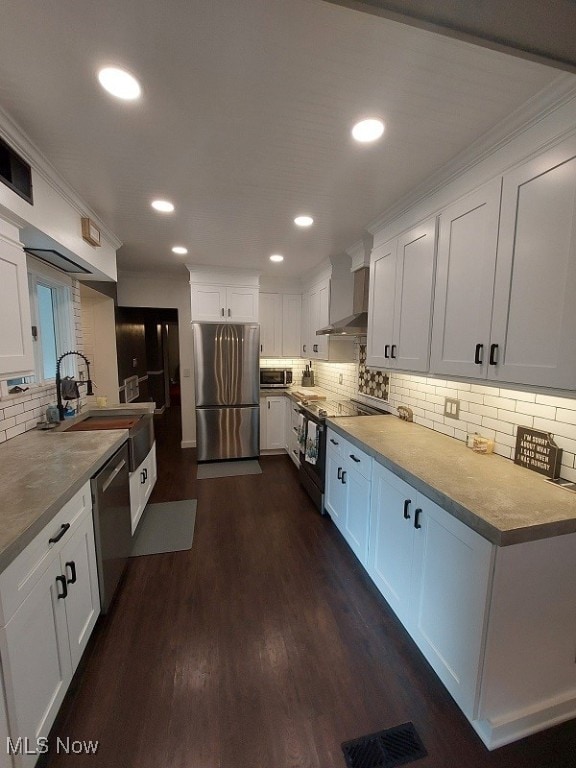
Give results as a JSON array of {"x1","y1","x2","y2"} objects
[{"x1": 298, "y1": 398, "x2": 389, "y2": 512}]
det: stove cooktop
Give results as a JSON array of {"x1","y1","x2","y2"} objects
[{"x1": 299, "y1": 398, "x2": 389, "y2": 420}]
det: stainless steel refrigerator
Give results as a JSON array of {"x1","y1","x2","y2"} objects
[{"x1": 193, "y1": 322, "x2": 260, "y2": 462}]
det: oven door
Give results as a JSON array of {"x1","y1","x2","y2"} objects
[{"x1": 298, "y1": 413, "x2": 326, "y2": 513}]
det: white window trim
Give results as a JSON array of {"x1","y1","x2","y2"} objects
[{"x1": 27, "y1": 257, "x2": 75, "y2": 383}]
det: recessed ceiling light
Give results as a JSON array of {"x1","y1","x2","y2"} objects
[
  {"x1": 97, "y1": 67, "x2": 141, "y2": 100},
  {"x1": 151, "y1": 200, "x2": 175, "y2": 213},
  {"x1": 172, "y1": 246, "x2": 188, "y2": 255},
  {"x1": 351, "y1": 118, "x2": 385, "y2": 143},
  {"x1": 294, "y1": 215, "x2": 314, "y2": 227},
  {"x1": 270, "y1": 254, "x2": 284, "y2": 262}
]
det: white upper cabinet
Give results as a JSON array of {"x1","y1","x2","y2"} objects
[
  {"x1": 308, "y1": 278, "x2": 330, "y2": 360},
  {"x1": 259, "y1": 293, "x2": 282, "y2": 357},
  {"x1": 281, "y1": 294, "x2": 301, "y2": 358},
  {"x1": 430, "y1": 179, "x2": 502, "y2": 378},
  {"x1": 259, "y1": 293, "x2": 301, "y2": 358},
  {"x1": 188, "y1": 268, "x2": 260, "y2": 324},
  {"x1": 0, "y1": 222, "x2": 34, "y2": 378},
  {"x1": 489, "y1": 136, "x2": 576, "y2": 389},
  {"x1": 367, "y1": 218, "x2": 436, "y2": 373}
]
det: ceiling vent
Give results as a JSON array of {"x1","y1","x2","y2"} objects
[{"x1": 23, "y1": 248, "x2": 91, "y2": 274}]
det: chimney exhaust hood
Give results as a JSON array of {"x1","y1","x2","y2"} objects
[{"x1": 316, "y1": 267, "x2": 369, "y2": 336}]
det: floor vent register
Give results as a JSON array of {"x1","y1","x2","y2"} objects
[{"x1": 341, "y1": 722, "x2": 427, "y2": 768}]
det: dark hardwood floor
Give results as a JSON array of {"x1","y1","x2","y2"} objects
[{"x1": 45, "y1": 406, "x2": 576, "y2": 767}]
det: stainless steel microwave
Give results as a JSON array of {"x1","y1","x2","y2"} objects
[{"x1": 260, "y1": 368, "x2": 293, "y2": 388}]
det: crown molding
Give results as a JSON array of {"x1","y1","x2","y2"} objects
[
  {"x1": 0, "y1": 106, "x2": 122, "y2": 249},
  {"x1": 367, "y1": 73, "x2": 576, "y2": 235}
]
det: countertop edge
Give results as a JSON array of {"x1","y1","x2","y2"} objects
[
  {"x1": 0, "y1": 432, "x2": 128, "y2": 573},
  {"x1": 325, "y1": 418, "x2": 576, "y2": 547}
]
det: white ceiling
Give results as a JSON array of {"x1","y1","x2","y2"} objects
[{"x1": 0, "y1": 0, "x2": 564, "y2": 279}]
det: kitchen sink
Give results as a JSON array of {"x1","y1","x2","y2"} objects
[{"x1": 59, "y1": 412, "x2": 154, "y2": 471}]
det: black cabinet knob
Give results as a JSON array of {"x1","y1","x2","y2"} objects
[
  {"x1": 66, "y1": 561, "x2": 77, "y2": 585},
  {"x1": 403, "y1": 499, "x2": 411, "y2": 519},
  {"x1": 474, "y1": 343, "x2": 483, "y2": 365},
  {"x1": 414, "y1": 508, "x2": 423, "y2": 529},
  {"x1": 56, "y1": 575, "x2": 68, "y2": 600},
  {"x1": 489, "y1": 343, "x2": 499, "y2": 366}
]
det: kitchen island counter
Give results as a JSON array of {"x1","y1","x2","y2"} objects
[{"x1": 327, "y1": 414, "x2": 576, "y2": 545}]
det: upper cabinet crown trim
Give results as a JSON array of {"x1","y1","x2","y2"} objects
[{"x1": 187, "y1": 265, "x2": 260, "y2": 287}]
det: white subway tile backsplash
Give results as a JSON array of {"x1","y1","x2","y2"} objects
[
  {"x1": 457, "y1": 390, "x2": 484, "y2": 404},
  {"x1": 533, "y1": 418, "x2": 576, "y2": 442},
  {"x1": 514, "y1": 402, "x2": 556, "y2": 419},
  {"x1": 471, "y1": 384, "x2": 500, "y2": 396},
  {"x1": 555, "y1": 409, "x2": 576, "y2": 425},
  {"x1": 469, "y1": 403, "x2": 498, "y2": 419},
  {"x1": 535, "y1": 394, "x2": 576, "y2": 409},
  {"x1": 500, "y1": 388, "x2": 536, "y2": 403},
  {"x1": 484, "y1": 395, "x2": 516, "y2": 410},
  {"x1": 496, "y1": 409, "x2": 531, "y2": 426}
]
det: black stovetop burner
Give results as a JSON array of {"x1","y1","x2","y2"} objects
[{"x1": 299, "y1": 398, "x2": 389, "y2": 420}]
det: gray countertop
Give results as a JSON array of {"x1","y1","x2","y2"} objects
[
  {"x1": 0, "y1": 429, "x2": 128, "y2": 572},
  {"x1": 327, "y1": 415, "x2": 576, "y2": 546}
]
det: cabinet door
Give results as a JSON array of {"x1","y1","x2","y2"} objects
[
  {"x1": 410, "y1": 494, "x2": 493, "y2": 718},
  {"x1": 392, "y1": 218, "x2": 437, "y2": 373},
  {"x1": 259, "y1": 293, "x2": 282, "y2": 357},
  {"x1": 142, "y1": 442, "x2": 157, "y2": 508},
  {"x1": 226, "y1": 287, "x2": 259, "y2": 323},
  {"x1": 129, "y1": 465, "x2": 145, "y2": 534},
  {"x1": 0, "y1": 231, "x2": 34, "y2": 377},
  {"x1": 431, "y1": 180, "x2": 501, "y2": 378},
  {"x1": 264, "y1": 397, "x2": 285, "y2": 450},
  {"x1": 1, "y1": 559, "x2": 71, "y2": 761},
  {"x1": 282, "y1": 294, "x2": 301, "y2": 357},
  {"x1": 342, "y1": 464, "x2": 371, "y2": 567},
  {"x1": 314, "y1": 280, "x2": 330, "y2": 360},
  {"x1": 190, "y1": 284, "x2": 228, "y2": 322},
  {"x1": 490, "y1": 137, "x2": 576, "y2": 388},
  {"x1": 300, "y1": 292, "x2": 310, "y2": 357},
  {"x1": 368, "y1": 463, "x2": 415, "y2": 625},
  {"x1": 324, "y1": 448, "x2": 346, "y2": 530},
  {"x1": 367, "y1": 239, "x2": 397, "y2": 368},
  {"x1": 59, "y1": 513, "x2": 100, "y2": 671}
]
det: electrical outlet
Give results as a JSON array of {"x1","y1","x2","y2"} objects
[{"x1": 444, "y1": 397, "x2": 460, "y2": 419}]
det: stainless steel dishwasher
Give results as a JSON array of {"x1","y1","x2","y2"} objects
[{"x1": 91, "y1": 442, "x2": 132, "y2": 613}]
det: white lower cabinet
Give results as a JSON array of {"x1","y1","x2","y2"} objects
[
  {"x1": 0, "y1": 483, "x2": 99, "y2": 768},
  {"x1": 325, "y1": 430, "x2": 372, "y2": 567},
  {"x1": 259, "y1": 397, "x2": 285, "y2": 452},
  {"x1": 129, "y1": 442, "x2": 157, "y2": 534},
  {"x1": 285, "y1": 399, "x2": 301, "y2": 467},
  {"x1": 369, "y1": 462, "x2": 493, "y2": 718}
]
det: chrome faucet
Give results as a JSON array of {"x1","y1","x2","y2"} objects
[{"x1": 55, "y1": 351, "x2": 94, "y2": 421}]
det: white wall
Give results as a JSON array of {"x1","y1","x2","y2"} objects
[
  {"x1": 116, "y1": 271, "x2": 195, "y2": 447},
  {"x1": 80, "y1": 284, "x2": 119, "y2": 406}
]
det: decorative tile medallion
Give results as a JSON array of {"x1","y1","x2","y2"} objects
[{"x1": 358, "y1": 344, "x2": 389, "y2": 401}]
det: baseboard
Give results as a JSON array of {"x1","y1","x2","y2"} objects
[
  {"x1": 181, "y1": 440, "x2": 196, "y2": 449},
  {"x1": 472, "y1": 692, "x2": 576, "y2": 749}
]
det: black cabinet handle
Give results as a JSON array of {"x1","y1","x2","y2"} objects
[
  {"x1": 66, "y1": 561, "x2": 77, "y2": 585},
  {"x1": 341, "y1": 470, "x2": 347, "y2": 484},
  {"x1": 474, "y1": 343, "x2": 483, "y2": 365},
  {"x1": 414, "y1": 508, "x2": 423, "y2": 529},
  {"x1": 221, "y1": 308, "x2": 225, "y2": 317},
  {"x1": 260, "y1": 344, "x2": 263, "y2": 353},
  {"x1": 144, "y1": 467, "x2": 148, "y2": 480},
  {"x1": 49, "y1": 523, "x2": 70, "y2": 545},
  {"x1": 56, "y1": 575, "x2": 68, "y2": 600},
  {"x1": 337, "y1": 467, "x2": 342, "y2": 480},
  {"x1": 303, "y1": 344, "x2": 307, "y2": 353},
  {"x1": 228, "y1": 308, "x2": 231, "y2": 317},
  {"x1": 489, "y1": 343, "x2": 499, "y2": 366},
  {"x1": 391, "y1": 344, "x2": 397, "y2": 359},
  {"x1": 330, "y1": 438, "x2": 339, "y2": 445},
  {"x1": 384, "y1": 344, "x2": 390, "y2": 359},
  {"x1": 313, "y1": 344, "x2": 318, "y2": 353},
  {"x1": 140, "y1": 471, "x2": 146, "y2": 484},
  {"x1": 349, "y1": 454, "x2": 360, "y2": 463},
  {"x1": 403, "y1": 499, "x2": 411, "y2": 519}
]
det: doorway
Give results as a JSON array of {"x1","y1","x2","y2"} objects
[{"x1": 115, "y1": 307, "x2": 180, "y2": 412}]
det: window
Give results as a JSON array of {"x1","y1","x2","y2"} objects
[{"x1": 27, "y1": 259, "x2": 74, "y2": 382}]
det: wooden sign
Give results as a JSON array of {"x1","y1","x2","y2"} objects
[{"x1": 514, "y1": 427, "x2": 562, "y2": 479}]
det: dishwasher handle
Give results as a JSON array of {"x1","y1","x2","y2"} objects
[{"x1": 102, "y1": 458, "x2": 127, "y2": 493}]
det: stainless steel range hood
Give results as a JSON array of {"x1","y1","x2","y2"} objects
[{"x1": 316, "y1": 266, "x2": 369, "y2": 336}]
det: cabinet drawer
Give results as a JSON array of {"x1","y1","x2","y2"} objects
[
  {"x1": 0, "y1": 482, "x2": 91, "y2": 625},
  {"x1": 326, "y1": 429, "x2": 344, "y2": 457},
  {"x1": 340, "y1": 435, "x2": 372, "y2": 479}
]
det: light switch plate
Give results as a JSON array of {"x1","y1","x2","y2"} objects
[{"x1": 444, "y1": 397, "x2": 460, "y2": 419}]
